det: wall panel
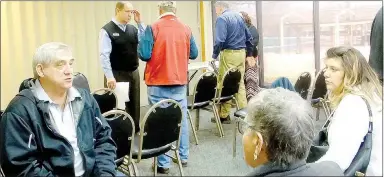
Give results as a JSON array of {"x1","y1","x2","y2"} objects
[{"x1": 1, "y1": 1, "x2": 203, "y2": 109}]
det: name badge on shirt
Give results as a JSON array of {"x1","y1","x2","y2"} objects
[{"x1": 112, "y1": 33, "x2": 119, "y2": 36}]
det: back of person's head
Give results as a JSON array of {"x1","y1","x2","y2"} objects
[
  {"x1": 239, "y1": 11, "x2": 252, "y2": 27},
  {"x1": 158, "y1": 1, "x2": 176, "y2": 14},
  {"x1": 324, "y1": 46, "x2": 383, "y2": 108},
  {"x1": 243, "y1": 88, "x2": 315, "y2": 169}
]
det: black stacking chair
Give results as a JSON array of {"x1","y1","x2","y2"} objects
[
  {"x1": 102, "y1": 110, "x2": 138, "y2": 176},
  {"x1": 91, "y1": 88, "x2": 118, "y2": 114},
  {"x1": 132, "y1": 99, "x2": 184, "y2": 176},
  {"x1": 73, "y1": 72, "x2": 91, "y2": 93},
  {"x1": 0, "y1": 111, "x2": 4, "y2": 177},
  {"x1": 187, "y1": 71, "x2": 219, "y2": 141},
  {"x1": 213, "y1": 67, "x2": 242, "y2": 137},
  {"x1": 0, "y1": 165, "x2": 4, "y2": 177},
  {"x1": 294, "y1": 72, "x2": 312, "y2": 99},
  {"x1": 307, "y1": 69, "x2": 331, "y2": 120}
]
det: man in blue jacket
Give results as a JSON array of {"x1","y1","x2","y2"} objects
[{"x1": 0, "y1": 42, "x2": 117, "y2": 176}]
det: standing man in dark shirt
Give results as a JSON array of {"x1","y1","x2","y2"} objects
[
  {"x1": 368, "y1": 7, "x2": 383, "y2": 83},
  {"x1": 212, "y1": 1, "x2": 253, "y2": 124},
  {"x1": 99, "y1": 1, "x2": 145, "y2": 129}
]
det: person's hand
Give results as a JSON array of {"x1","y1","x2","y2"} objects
[
  {"x1": 107, "y1": 78, "x2": 116, "y2": 90},
  {"x1": 246, "y1": 57, "x2": 256, "y2": 67},
  {"x1": 133, "y1": 10, "x2": 141, "y2": 23}
]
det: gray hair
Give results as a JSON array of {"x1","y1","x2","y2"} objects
[
  {"x1": 32, "y1": 42, "x2": 72, "y2": 78},
  {"x1": 158, "y1": 1, "x2": 176, "y2": 12},
  {"x1": 245, "y1": 88, "x2": 315, "y2": 168},
  {"x1": 215, "y1": 1, "x2": 229, "y2": 9}
]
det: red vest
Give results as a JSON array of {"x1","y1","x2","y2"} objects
[{"x1": 144, "y1": 15, "x2": 192, "y2": 86}]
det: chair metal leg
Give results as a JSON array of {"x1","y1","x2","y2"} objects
[
  {"x1": 153, "y1": 157, "x2": 157, "y2": 177},
  {"x1": 175, "y1": 150, "x2": 184, "y2": 176},
  {"x1": 212, "y1": 104, "x2": 224, "y2": 137},
  {"x1": 316, "y1": 107, "x2": 320, "y2": 121},
  {"x1": 131, "y1": 161, "x2": 139, "y2": 177},
  {"x1": 195, "y1": 109, "x2": 200, "y2": 131},
  {"x1": 233, "y1": 117, "x2": 238, "y2": 158},
  {"x1": 233, "y1": 98, "x2": 240, "y2": 111},
  {"x1": 187, "y1": 110, "x2": 199, "y2": 145}
]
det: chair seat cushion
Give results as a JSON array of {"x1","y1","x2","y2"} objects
[
  {"x1": 234, "y1": 108, "x2": 247, "y2": 118},
  {"x1": 187, "y1": 96, "x2": 210, "y2": 109},
  {"x1": 131, "y1": 135, "x2": 172, "y2": 159}
]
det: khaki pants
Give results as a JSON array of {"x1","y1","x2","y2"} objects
[{"x1": 217, "y1": 49, "x2": 247, "y2": 118}]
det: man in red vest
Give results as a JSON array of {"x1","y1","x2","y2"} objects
[{"x1": 138, "y1": 1, "x2": 199, "y2": 174}]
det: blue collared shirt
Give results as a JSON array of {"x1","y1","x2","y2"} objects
[
  {"x1": 99, "y1": 18, "x2": 146, "y2": 79},
  {"x1": 212, "y1": 10, "x2": 253, "y2": 59},
  {"x1": 137, "y1": 13, "x2": 198, "y2": 61}
]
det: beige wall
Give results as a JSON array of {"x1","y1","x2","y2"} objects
[{"x1": 1, "y1": 1, "x2": 213, "y2": 109}]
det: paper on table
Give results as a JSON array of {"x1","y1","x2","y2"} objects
[{"x1": 114, "y1": 82, "x2": 130, "y2": 110}]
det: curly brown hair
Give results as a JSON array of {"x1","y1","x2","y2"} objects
[{"x1": 240, "y1": 11, "x2": 252, "y2": 27}]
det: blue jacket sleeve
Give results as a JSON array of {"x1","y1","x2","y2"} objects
[
  {"x1": 138, "y1": 26, "x2": 154, "y2": 61},
  {"x1": 0, "y1": 112, "x2": 55, "y2": 176},
  {"x1": 189, "y1": 35, "x2": 198, "y2": 60}
]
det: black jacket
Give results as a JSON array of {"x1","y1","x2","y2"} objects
[
  {"x1": 0, "y1": 87, "x2": 117, "y2": 177},
  {"x1": 247, "y1": 160, "x2": 343, "y2": 176},
  {"x1": 369, "y1": 7, "x2": 383, "y2": 80}
]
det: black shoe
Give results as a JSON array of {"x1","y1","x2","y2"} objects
[
  {"x1": 211, "y1": 116, "x2": 231, "y2": 124},
  {"x1": 152, "y1": 165, "x2": 170, "y2": 174},
  {"x1": 172, "y1": 158, "x2": 188, "y2": 167}
]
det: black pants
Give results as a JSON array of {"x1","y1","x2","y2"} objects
[{"x1": 104, "y1": 69, "x2": 140, "y2": 132}]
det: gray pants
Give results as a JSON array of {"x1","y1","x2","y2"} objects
[{"x1": 104, "y1": 69, "x2": 140, "y2": 132}]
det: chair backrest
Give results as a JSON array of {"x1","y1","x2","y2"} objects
[
  {"x1": 19, "y1": 78, "x2": 35, "y2": 92},
  {"x1": 308, "y1": 69, "x2": 327, "y2": 100},
  {"x1": 102, "y1": 110, "x2": 135, "y2": 163},
  {"x1": 18, "y1": 72, "x2": 90, "y2": 93},
  {"x1": 73, "y1": 72, "x2": 90, "y2": 92},
  {"x1": 138, "y1": 99, "x2": 183, "y2": 151},
  {"x1": 192, "y1": 71, "x2": 218, "y2": 105},
  {"x1": 218, "y1": 67, "x2": 241, "y2": 100},
  {"x1": 92, "y1": 88, "x2": 118, "y2": 114},
  {"x1": 294, "y1": 72, "x2": 312, "y2": 99}
]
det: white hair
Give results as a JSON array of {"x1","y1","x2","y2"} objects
[
  {"x1": 215, "y1": 1, "x2": 229, "y2": 9},
  {"x1": 245, "y1": 88, "x2": 315, "y2": 168},
  {"x1": 32, "y1": 42, "x2": 71, "y2": 78},
  {"x1": 158, "y1": 1, "x2": 176, "y2": 12}
]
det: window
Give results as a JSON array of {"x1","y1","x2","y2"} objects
[
  {"x1": 262, "y1": 1, "x2": 314, "y2": 84},
  {"x1": 319, "y1": 1, "x2": 382, "y2": 69}
]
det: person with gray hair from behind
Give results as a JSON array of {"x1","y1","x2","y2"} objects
[
  {"x1": 242, "y1": 88, "x2": 343, "y2": 176},
  {"x1": 0, "y1": 42, "x2": 118, "y2": 176}
]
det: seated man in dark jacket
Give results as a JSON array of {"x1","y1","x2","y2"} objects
[
  {"x1": 0, "y1": 42, "x2": 117, "y2": 176},
  {"x1": 242, "y1": 88, "x2": 343, "y2": 176}
]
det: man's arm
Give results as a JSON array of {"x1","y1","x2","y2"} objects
[
  {"x1": 137, "y1": 23, "x2": 147, "y2": 42},
  {"x1": 244, "y1": 24, "x2": 254, "y2": 57},
  {"x1": 0, "y1": 112, "x2": 54, "y2": 176},
  {"x1": 99, "y1": 29, "x2": 114, "y2": 79},
  {"x1": 138, "y1": 26, "x2": 154, "y2": 61},
  {"x1": 90, "y1": 96, "x2": 117, "y2": 176},
  {"x1": 189, "y1": 35, "x2": 198, "y2": 60},
  {"x1": 212, "y1": 18, "x2": 227, "y2": 59}
]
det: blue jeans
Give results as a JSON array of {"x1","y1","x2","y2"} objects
[{"x1": 147, "y1": 85, "x2": 189, "y2": 168}]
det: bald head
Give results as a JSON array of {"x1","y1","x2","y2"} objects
[{"x1": 115, "y1": 1, "x2": 133, "y2": 24}]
